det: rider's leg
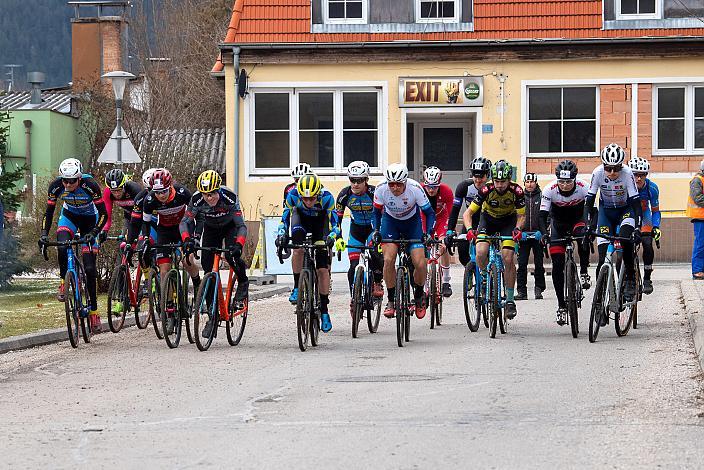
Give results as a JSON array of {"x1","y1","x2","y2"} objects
[
  {"x1": 440, "y1": 249, "x2": 451, "y2": 284},
  {"x1": 315, "y1": 247, "x2": 331, "y2": 312},
  {"x1": 501, "y1": 247, "x2": 517, "y2": 302},
  {"x1": 457, "y1": 234, "x2": 470, "y2": 267},
  {"x1": 347, "y1": 257, "x2": 359, "y2": 294},
  {"x1": 56, "y1": 228, "x2": 72, "y2": 278},
  {"x1": 82, "y1": 249, "x2": 99, "y2": 310},
  {"x1": 618, "y1": 222, "x2": 636, "y2": 278},
  {"x1": 410, "y1": 246, "x2": 427, "y2": 302},
  {"x1": 475, "y1": 241, "x2": 489, "y2": 271},
  {"x1": 290, "y1": 209, "x2": 306, "y2": 288},
  {"x1": 641, "y1": 232, "x2": 654, "y2": 280},
  {"x1": 382, "y1": 243, "x2": 399, "y2": 301},
  {"x1": 550, "y1": 246, "x2": 567, "y2": 308}
]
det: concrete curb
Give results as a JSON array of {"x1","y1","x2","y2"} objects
[
  {"x1": 681, "y1": 279, "x2": 704, "y2": 372},
  {"x1": 0, "y1": 284, "x2": 290, "y2": 355}
]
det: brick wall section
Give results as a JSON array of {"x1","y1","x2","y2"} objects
[
  {"x1": 600, "y1": 84, "x2": 631, "y2": 152},
  {"x1": 101, "y1": 21, "x2": 124, "y2": 74},
  {"x1": 637, "y1": 84, "x2": 652, "y2": 160}
]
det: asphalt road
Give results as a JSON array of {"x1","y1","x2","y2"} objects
[{"x1": 1, "y1": 266, "x2": 703, "y2": 468}]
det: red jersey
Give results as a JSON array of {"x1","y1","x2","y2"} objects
[{"x1": 421, "y1": 183, "x2": 453, "y2": 238}]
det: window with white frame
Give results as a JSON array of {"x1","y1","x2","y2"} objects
[
  {"x1": 655, "y1": 85, "x2": 704, "y2": 153},
  {"x1": 251, "y1": 88, "x2": 381, "y2": 174},
  {"x1": 528, "y1": 87, "x2": 597, "y2": 155},
  {"x1": 616, "y1": 0, "x2": 660, "y2": 19},
  {"x1": 416, "y1": 0, "x2": 460, "y2": 23},
  {"x1": 325, "y1": 0, "x2": 367, "y2": 24}
]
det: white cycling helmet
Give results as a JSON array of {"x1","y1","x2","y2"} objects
[
  {"x1": 423, "y1": 166, "x2": 442, "y2": 185},
  {"x1": 291, "y1": 162, "x2": 311, "y2": 179},
  {"x1": 142, "y1": 168, "x2": 157, "y2": 188},
  {"x1": 601, "y1": 143, "x2": 626, "y2": 166},
  {"x1": 385, "y1": 163, "x2": 408, "y2": 183},
  {"x1": 58, "y1": 158, "x2": 83, "y2": 179},
  {"x1": 628, "y1": 156, "x2": 650, "y2": 173},
  {"x1": 347, "y1": 160, "x2": 370, "y2": 178}
]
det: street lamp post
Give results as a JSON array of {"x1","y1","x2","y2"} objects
[{"x1": 102, "y1": 71, "x2": 135, "y2": 165}]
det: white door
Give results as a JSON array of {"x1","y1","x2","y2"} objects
[{"x1": 415, "y1": 121, "x2": 471, "y2": 191}]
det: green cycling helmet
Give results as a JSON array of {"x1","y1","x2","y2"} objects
[{"x1": 491, "y1": 160, "x2": 512, "y2": 181}]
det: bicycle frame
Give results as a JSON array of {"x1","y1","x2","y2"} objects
[{"x1": 205, "y1": 251, "x2": 238, "y2": 323}]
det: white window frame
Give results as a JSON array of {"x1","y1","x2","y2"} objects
[
  {"x1": 526, "y1": 85, "x2": 600, "y2": 158},
  {"x1": 246, "y1": 84, "x2": 387, "y2": 178},
  {"x1": 615, "y1": 0, "x2": 662, "y2": 20},
  {"x1": 324, "y1": 0, "x2": 368, "y2": 25},
  {"x1": 415, "y1": 0, "x2": 460, "y2": 24},
  {"x1": 653, "y1": 84, "x2": 704, "y2": 156}
]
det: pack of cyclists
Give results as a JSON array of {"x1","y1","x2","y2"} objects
[{"x1": 39, "y1": 140, "x2": 660, "y2": 338}]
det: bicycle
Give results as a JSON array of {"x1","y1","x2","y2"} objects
[
  {"x1": 191, "y1": 246, "x2": 248, "y2": 351},
  {"x1": 425, "y1": 238, "x2": 445, "y2": 330},
  {"x1": 548, "y1": 234, "x2": 586, "y2": 339},
  {"x1": 588, "y1": 232, "x2": 641, "y2": 343},
  {"x1": 41, "y1": 237, "x2": 94, "y2": 347},
  {"x1": 151, "y1": 242, "x2": 194, "y2": 348},
  {"x1": 105, "y1": 236, "x2": 150, "y2": 333},
  {"x1": 347, "y1": 244, "x2": 382, "y2": 338},
  {"x1": 633, "y1": 232, "x2": 659, "y2": 330},
  {"x1": 278, "y1": 234, "x2": 332, "y2": 352},
  {"x1": 477, "y1": 234, "x2": 515, "y2": 339},
  {"x1": 378, "y1": 238, "x2": 423, "y2": 348}
]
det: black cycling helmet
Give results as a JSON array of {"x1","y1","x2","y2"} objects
[
  {"x1": 555, "y1": 160, "x2": 578, "y2": 180},
  {"x1": 470, "y1": 156, "x2": 492, "y2": 176},
  {"x1": 491, "y1": 160, "x2": 512, "y2": 181},
  {"x1": 105, "y1": 168, "x2": 127, "y2": 190},
  {"x1": 523, "y1": 173, "x2": 538, "y2": 183}
]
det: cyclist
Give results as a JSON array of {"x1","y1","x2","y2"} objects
[
  {"x1": 335, "y1": 161, "x2": 384, "y2": 315},
  {"x1": 420, "y1": 166, "x2": 454, "y2": 297},
  {"x1": 585, "y1": 143, "x2": 642, "y2": 314},
  {"x1": 101, "y1": 168, "x2": 142, "y2": 240},
  {"x1": 372, "y1": 163, "x2": 435, "y2": 320},
  {"x1": 39, "y1": 158, "x2": 108, "y2": 333},
  {"x1": 539, "y1": 160, "x2": 592, "y2": 325},
  {"x1": 629, "y1": 156, "x2": 660, "y2": 295},
  {"x1": 462, "y1": 160, "x2": 525, "y2": 320},
  {"x1": 446, "y1": 157, "x2": 491, "y2": 267},
  {"x1": 180, "y1": 170, "x2": 248, "y2": 338},
  {"x1": 284, "y1": 163, "x2": 311, "y2": 207},
  {"x1": 277, "y1": 173, "x2": 340, "y2": 333},
  {"x1": 125, "y1": 168, "x2": 157, "y2": 259},
  {"x1": 516, "y1": 173, "x2": 546, "y2": 301},
  {"x1": 135, "y1": 168, "x2": 201, "y2": 334}
]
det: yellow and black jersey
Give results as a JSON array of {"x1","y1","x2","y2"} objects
[{"x1": 470, "y1": 182, "x2": 526, "y2": 219}]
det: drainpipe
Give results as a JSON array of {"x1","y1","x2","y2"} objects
[
  {"x1": 497, "y1": 74, "x2": 507, "y2": 151},
  {"x1": 232, "y1": 46, "x2": 241, "y2": 195},
  {"x1": 22, "y1": 120, "x2": 32, "y2": 194}
]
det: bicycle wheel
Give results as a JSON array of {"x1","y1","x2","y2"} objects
[
  {"x1": 226, "y1": 277, "x2": 247, "y2": 346},
  {"x1": 476, "y1": 263, "x2": 490, "y2": 329},
  {"x1": 296, "y1": 269, "x2": 312, "y2": 351},
  {"x1": 181, "y1": 272, "x2": 194, "y2": 344},
  {"x1": 161, "y1": 269, "x2": 182, "y2": 348},
  {"x1": 366, "y1": 275, "x2": 381, "y2": 334},
  {"x1": 436, "y1": 266, "x2": 443, "y2": 327},
  {"x1": 633, "y1": 256, "x2": 642, "y2": 329},
  {"x1": 614, "y1": 264, "x2": 634, "y2": 337},
  {"x1": 566, "y1": 259, "x2": 579, "y2": 339},
  {"x1": 193, "y1": 272, "x2": 218, "y2": 351},
  {"x1": 429, "y1": 263, "x2": 437, "y2": 330},
  {"x1": 589, "y1": 266, "x2": 609, "y2": 343},
  {"x1": 64, "y1": 272, "x2": 80, "y2": 348},
  {"x1": 149, "y1": 270, "x2": 164, "y2": 340},
  {"x1": 404, "y1": 272, "x2": 411, "y2": 342},
  {"x1": 107, "y1": 264, "x2": 128, "y2": 333},
  {"x1": 134, "y1": 268, "x2": 151, "y2": 329},
  {"x1": 310, "y1": 270, "x2": 320, "y2": 347},
  {"x1": 463, "y1": 263, "x2": 480, "y2": 332},
  {"x1": 489, "y1": 265, "x2": 499, "y2": 339},
  {"x1": 77, "y1": 265, "x2": 91, "y2": 344},
  {"x1": 351, "y1": 265, "x2": 364, "y2": 338},
  {"x1": 395, "y1": 268, "x2": 406, "y2": 347}
]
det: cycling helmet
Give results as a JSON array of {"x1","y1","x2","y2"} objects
[
  {"x1": 470, "y1": 156, "x2": 492, "y2": 175},
  {"x1": 523, "y1": 173, "x2": 538, "y2": 183},
  {"x1": 105, "y1": 168, "x2": 127, "y2": 190},
  {"x1": 197, "y1": 170, "x2": 222, "y2": 193},
  {"x1": 291, "y1": 163, "x2": 312, "y2": 179},
  {"x1": 150, "y1": 168, "x2": 172, "y2": 191},
  {"x1": 297, "y1": 173, "x2": 322, "y2": 198},
  {"x1": 385, "y1": 163, "x2": 408, "y2": 183},
  {"x1": 59, "y1": 158, "x2": 83, "y2": 179},
  {"x1": 628, "y1": 156, "x2": 650, "y2": 173},
  {"x1": 347, "y1": 161, "x2": 370, "y2": 178},
  {"x1": 555, "y1": 160, "x2": 578, "y2": 180},
  {"x1": 491, "y1": 160, "x2": 512, "y2": 181},
  {"x1": 423, "y1": 166, "x2": 443, "y2": 185},
  {"x1": 601, "y1": 143, "x2": 626, "y2": 166},
  {"x1": 142, "y1": 168, "x2": 156, "y2": 188}
]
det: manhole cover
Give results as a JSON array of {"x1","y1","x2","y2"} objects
[{"x1": 331, "y1": 374, "x2": 439, "y2": 383}]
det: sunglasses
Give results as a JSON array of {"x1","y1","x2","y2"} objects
[
  {"x1": 425, "y1": 184, "x2": 440, "y2": 190},
  {"x1": 472, "y1": 173, "x2": 488, "y2": 178},
  {"x1": 388, "y1": 182, "x2": 405, "y2": 188},
  {"x1": 349, "y1": 177, "x2": 367, "y2": 185},
  {"x1": 604, "y1": 165, "x2": 622, "y2": 173},
  {"x1": 154, "y1": 188, "x2": 170, "y2": 195},
  {"x1": 557, "y1": 179, "x2": 575, "y2": 184},
  {"x1": 62, "y1": 178, "x2": 78, "y2": 185},
  {"x1": 634, "y1": 172, "x2": 648, "y2": 178}
]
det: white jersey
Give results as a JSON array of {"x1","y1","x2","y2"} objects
[
  {"x1": 587, "y1": 165, "x2": 638, "y2": 208},
  {"x1": 373, "y1": 178, "x2": 431, "y2": 220},
  {"x1": 541, "y1": 179, "x2": 589, "y2": 221}
]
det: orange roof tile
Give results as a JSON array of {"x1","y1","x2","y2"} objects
[{"x1": 215, "y1": 0, "x2": 704, "y2": 53}]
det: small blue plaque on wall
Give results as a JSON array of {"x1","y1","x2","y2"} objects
[{"x1": 482, "y1": 124, "x2": 493, "y2": 134}]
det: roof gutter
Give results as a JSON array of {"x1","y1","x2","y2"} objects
[
  {"x1": 218, "y1": 35, "x2": 704, "y2": 50},
  {"x1": 232, "y1": 46, "x2": 241, "y2": 195}
]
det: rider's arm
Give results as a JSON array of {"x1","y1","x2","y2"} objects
[
  {"x1": 102, "y1": 187, "x2": 114, "y2": 233},
  {"x1": 626, "y1": 171, "x2": 642, "y2": 228},
  {"x1": 226, "y1": 190, "x2": 248, "y2": 246},
  {"x1": 448, "y1": 180, "x2": 470, "y2": 231},
  {"x1": 42, "y1": 179, "x2": 63, "y2": 234},
  {"x1": 179, "y1": 198, "x2": 197, "y2": 242},
  {"x1": 372, "y1": 187, "x2": 384, "y2": 231},
  {"x1": 514, "y1": 184, "x2": 527, "y2": 230},
  {"x1": 140, "y1": 196, "x2": 155, "y2": 237},
  {"x1": 650, "y1": 181, "x2": 661, "y2": 228},
  {"x1": 278, "y1": 192, "x2": 293, "y2": 235},
  {"x1": 85, "y1": 179, "x2": 108, "y2": 231},
  {"x1": 323, "y1": 192, "x2": 341, "y2": 238},
  {"x1": 335, "y1": 187, "x2": 348, "y2": 239},
  {"x1": 538, "y1": 210, "x2": 550, "y2": 235}
]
